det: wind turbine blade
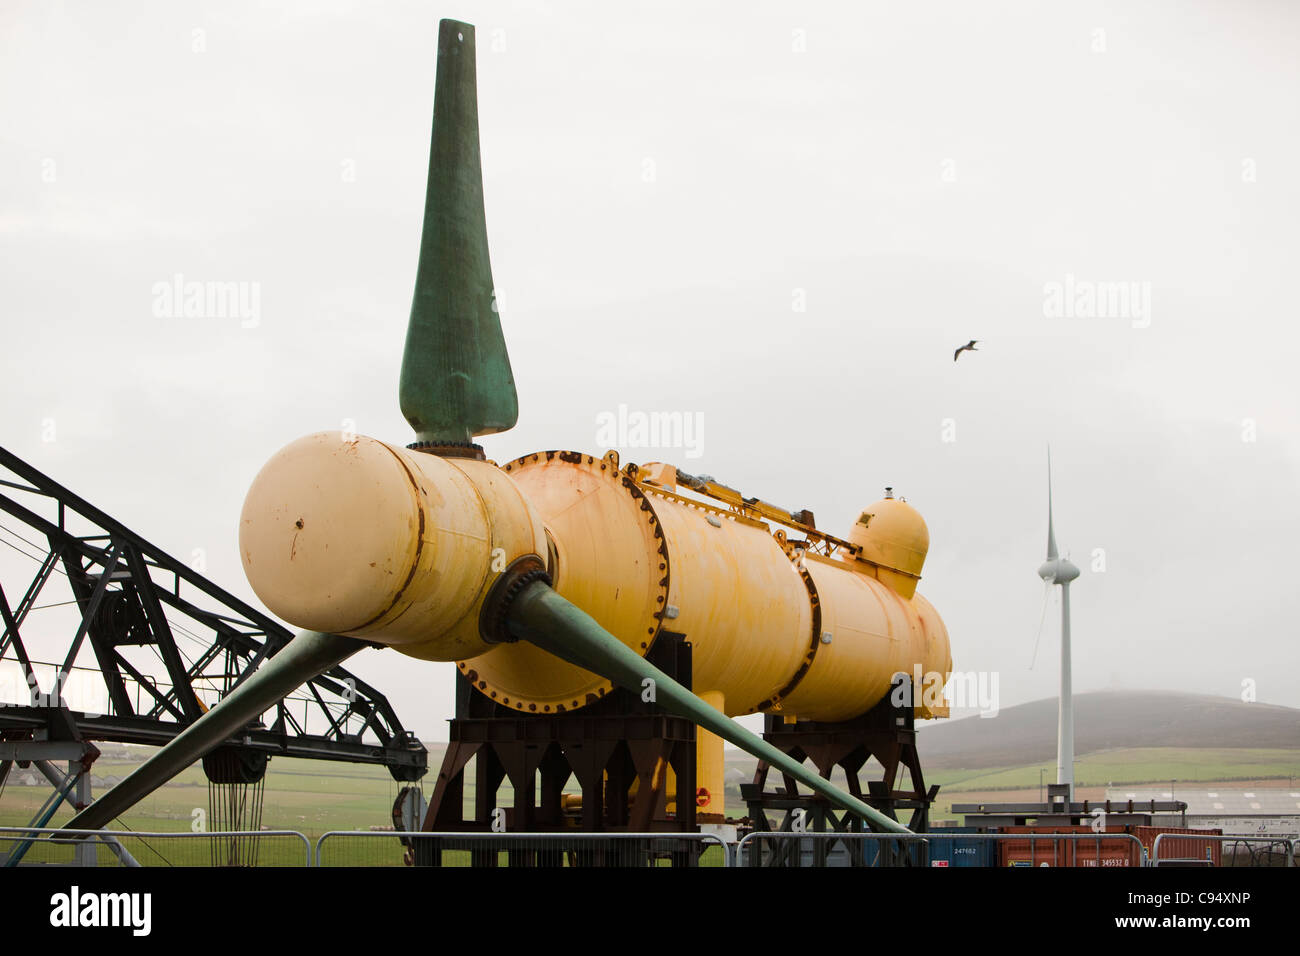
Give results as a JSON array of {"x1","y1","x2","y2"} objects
[
  {"x1": 1046, "y1": 445, "x2": 1058, "y2": 560},
  {"x1": 1029, "y1": 580, "x2": 1051, "y2": 670}
]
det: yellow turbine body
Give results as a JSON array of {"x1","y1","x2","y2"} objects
[{"x1": 240, "y1": 433, "x2": 952, "y2": 817}]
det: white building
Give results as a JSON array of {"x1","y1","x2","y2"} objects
[{"x1": 1106, "y1": 787, "x2": 1300, "y2": 840}]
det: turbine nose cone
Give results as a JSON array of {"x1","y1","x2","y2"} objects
[
  {"x1": 239, "y1": 433, "x2": 427, "y2": 635},
  {"x1": 1038, "y1": 557, "x2": 1081, "y2": 584},
  {"x1": 239, "y1": 431, "x2": 548, "y2": 661}
]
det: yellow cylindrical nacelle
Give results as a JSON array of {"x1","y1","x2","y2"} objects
[
  {"x1": 462, "y1": 451, "x2": 951, "y2": 724},
  {"x1": 239, "y1": 435, "x2": 951, "y2": 724}
]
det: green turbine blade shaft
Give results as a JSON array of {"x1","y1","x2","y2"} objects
[
  {"x1": 507, "y1": 581, "x2": 913, "y2": 834},
  {"x1": 400, "y1": 19, "x2": 518, "y2": 444},
  {"x1": 62, "y1": 631, "x2": 361, "y2": 832}
]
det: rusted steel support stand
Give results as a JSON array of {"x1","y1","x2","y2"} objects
[
  {"x1": 417, "y1": 633, "x2": 700, "y2": 866},
  {"x1": 740, "y1": 676, "x2": 939, "y2": 867}
]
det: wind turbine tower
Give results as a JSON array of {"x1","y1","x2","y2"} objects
[{"x1": 1037, "y1": 450, "x2": 1080, "y2": 798}]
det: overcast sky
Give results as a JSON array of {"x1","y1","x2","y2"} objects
[{"x1": 3, "y1": 1, "x2": 1298, "y2": 741}]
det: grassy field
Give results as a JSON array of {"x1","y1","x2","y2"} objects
[
  {"x1": 723, "y1": 746, "x2": 1300, "y2": 806},
  {"x1": 1, "y1": 748, "x2": 413, "y2": 865},
  {"x1": 4, "y1": 743, "x2": 1297, "y2": 864},
  {"x1": 926, "y1": 747, "x2": 1300, "y2": 793}
]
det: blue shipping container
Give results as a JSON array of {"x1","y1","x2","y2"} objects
[{"x1": 925, "y1": 827, "x2": 996, "y2": 867}]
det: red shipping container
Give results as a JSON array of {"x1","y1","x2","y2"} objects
[
  {"x1": 1133, "y1": 826, "x2": 1222, "y2": 866},
  {"x1": 996, "y1": 825, "x2": 1141, "y2": 868}
]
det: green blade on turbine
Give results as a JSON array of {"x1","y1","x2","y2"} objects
[
  {"x1": 506, "y1": 581, "x2": 913, "y2": 834},
  {"x1": 399, "y1": 19, "x2": 518, "y2": 445},
  {"x1": 61, "y1": 631, "x2": 361, "y2": 832}
]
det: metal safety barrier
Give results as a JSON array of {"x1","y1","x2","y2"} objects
[
  {"x1": 7, "y1": 825, "x2": 1291, "y2": 868},
  {"x1": 0, "y1": 826, "x2": 313, "y2": 867},
  {"x1": 736, "y1": 831, "x2": 1148, "y2": 867},
  {"x1": 315, "y1": 830, "x2": 732, "y2": 868},
  {"x1": 1150, "y1": 832, "x2": 1295, "y2": 868},
  {"x1": 738, "y1": 831, "x2": 929, "y2": 868}
]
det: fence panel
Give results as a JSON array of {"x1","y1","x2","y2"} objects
[
  {"x1": 315, "y1": 830, "x2": 730, "y2": 868},
  {"x1": 736, "y1": 831, "x2": 1147, "y2": 867},
  {"x1": 0, "y1": 827, "x2": 312, "y2": 867},
  {"x1": 737, "y1": 831, "x2": 928, "y2": 868},
  {"x1": 1150, "y1": 833, "x2": 1295, "y2": 868}
]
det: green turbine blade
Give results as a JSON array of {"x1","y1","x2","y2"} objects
[
  {"x1": 507, "y1": 581, "x2": 913, "y2": 834},
  {"x1": 61, "y1": 631, "x2": 361, "y2": 832},
  {"x1": 399, "y1": 19, "x2": 518, "y2": 445}
]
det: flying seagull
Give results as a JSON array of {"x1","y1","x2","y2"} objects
[{"x1": 953, "y1": 339, "x2": 978, "y2": 362}]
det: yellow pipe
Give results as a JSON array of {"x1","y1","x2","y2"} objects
[{"x1": 695, "y1": 690, "x2": 726, "y2": 820}]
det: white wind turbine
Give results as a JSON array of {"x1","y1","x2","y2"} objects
[{"x1": 1037, "y1": 448, "x2": 1080, "y2": 799}]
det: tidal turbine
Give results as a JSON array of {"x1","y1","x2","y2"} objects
[{"x1": 63, "y1": 19, "x2": 952, "y2": 836}]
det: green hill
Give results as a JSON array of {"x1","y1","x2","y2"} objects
[{"x1": 914, "y1": 690, "x2": 1300, "y2": 768}]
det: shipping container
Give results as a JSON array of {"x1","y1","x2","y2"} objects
[
  {"x1": 925, "y1": 827, "x2": 998, "y2": 867},
  {"x1": 1134, "y1": 826, "x2": 1222, "y2": 866},
  {"x1": 996, "y1": 825, "x2": 1141, "y2": 868}
]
